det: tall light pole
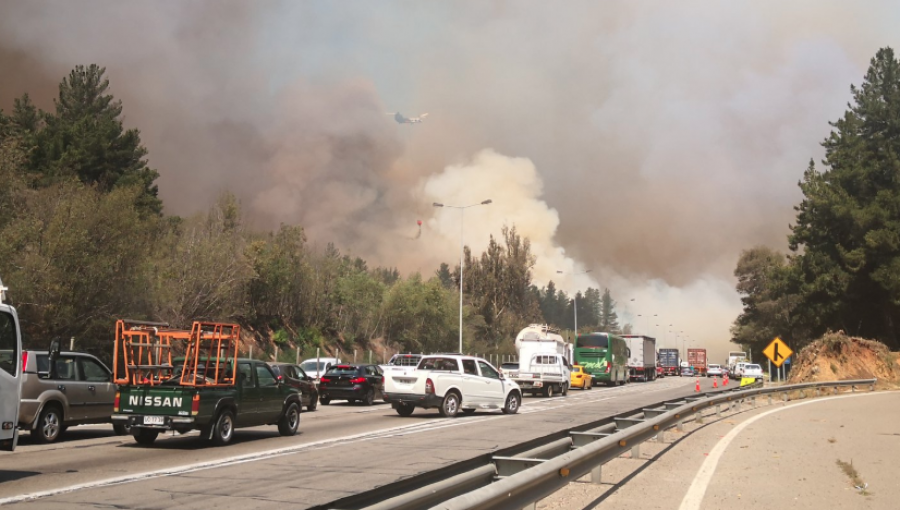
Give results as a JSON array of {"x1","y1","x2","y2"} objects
[
  {"x1": 433, "y1": 199, "x2": 493, "y2": 353},
  {"x1": 556, "y1": 269, "x2": 592, "y2": 341}
]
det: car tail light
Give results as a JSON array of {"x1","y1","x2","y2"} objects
[
  {"x1": 350, "y1": 377, "x2": 366, "y2": 384},
  {"x1": 604, "y1": 365, "x2": 610, "y2": 374},
  {"x1": 21, "y1": 351, "x2": 28, "y2": 371},
  {"x1": 381, "y1": 376, "x2": 385, "y2": 386},
  {"x1": 191, "y1": 393, "x2": 200, "y2": 415},
  {"x1": 425, "y1": 378, "x2": 434, "y2": 394},
  {"x1": 321, "y1": 377, "x2": 331, "y2": 384},
  {"x1": 113, "y1": 392, "x2": 120, "y2": 413}
]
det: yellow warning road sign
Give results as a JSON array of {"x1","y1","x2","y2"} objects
[{"x1": 763, "y1": 337, "x2": 793, "y2": 368}]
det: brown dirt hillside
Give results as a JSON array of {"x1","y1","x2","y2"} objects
[{"x1": 788, "y1": 331, "x2": 900, "y2": 388}]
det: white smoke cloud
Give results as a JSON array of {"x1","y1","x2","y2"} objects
[{"x1": 422, "y1": 149, "x2": 578, "y2": 284}]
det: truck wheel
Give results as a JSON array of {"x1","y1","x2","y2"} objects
[
  {"x1": 211, "y1": 409, "x2": 235, "y2": 446},
  {"x1": 320, "y1": 396, "x2": 331, "y2": 405},
  {"x1": 561, "y1": 384, "x2": 568, "y2": 396},
  {"x1": 396, "y1": 403, "x2": 415, "y2": 417},
  {"x1": 33, "y1": 404, "x2": 64, "y2": 444},
  {"x1": 363, "y1": 388, "x2": 375, "y2": 406},
  {"x1": 502, "y1": 391, "x2": 521, "y2": 415},
  {"x1": 133, "y1": 428, "x2": 159, "y2": 446},
  {"x1": 112, "y1": 423, "x2": 131, "y2": 436},
  {"x1": 543, "y1": 384, "x2": 555, "y2": 398},
  {"x1": 278, "y1": 403, "x2": 300, "y2": 436},
  {"x1": 439, "y1": 392, "x2": 460, "y2": 418}
]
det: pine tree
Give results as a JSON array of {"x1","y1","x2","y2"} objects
[
  {"x1": 598, "y1": 288, "x2": 620, "y2": 333},
  {"x1": 787, "y1": 47, "x2": 900, "y2": 349},
  {"x1": 31, "y1": 65, "x2": 161, "y2": 214}
]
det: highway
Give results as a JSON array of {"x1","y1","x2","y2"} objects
[{"x1": 0, "y1": 376, "x2": 706, "y2": 509}]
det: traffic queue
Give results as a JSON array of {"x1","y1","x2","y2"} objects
[{"x1": 5, "y1": 319, "x2": 736, "y2": 449}]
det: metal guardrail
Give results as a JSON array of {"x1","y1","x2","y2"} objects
[{"x1": 325, "y1": 378, "x2": 876, "y2": 510}]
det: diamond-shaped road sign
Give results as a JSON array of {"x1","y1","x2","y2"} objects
[{"x1": 763, "y1": 337, "x2": 793, "y2": 368}]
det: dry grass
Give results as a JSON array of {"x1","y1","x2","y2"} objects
[{"x1": 836, "y1": 459, "x2": 869, "y2": 495}]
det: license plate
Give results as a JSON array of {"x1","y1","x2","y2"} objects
[{"x1": 143, "y1": 416, "x2": 164, "y2": 425}]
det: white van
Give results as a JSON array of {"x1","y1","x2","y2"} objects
[
  {"x1": 299, "y1": 357, "x2": 341, "y2": 384},
  {"x1": 0, "y1": 277, "x2": 23, "y2": 451}
]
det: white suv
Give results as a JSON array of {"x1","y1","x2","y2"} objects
[
  {"x1": 383, "y1": 354, "x2": 522, "y2": 417},
  {"x1": 742, "y1": 364, "x2": 764, "y2": 381}
]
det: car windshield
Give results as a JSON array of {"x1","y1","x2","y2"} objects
[
  {"x1": 325, "y1": 365, "x2": 361, "y2": 376},
  {"x1": 745, "y1": 364, "x2": 761, "y2": 370},
  {"x1": 300, "y1": 361, "x2": 328, "y2": 373},
  {"x1": 708, "y1": 364, "x2": 720, "y2": 368}
]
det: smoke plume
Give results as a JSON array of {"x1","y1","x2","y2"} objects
[{"x1": 1, "y1": 0, "x2": 893, "y2": 361}]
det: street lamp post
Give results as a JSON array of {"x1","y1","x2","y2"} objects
[
  {"x1": 433, "y1": 199, "x2": 493, "y2": 353},
  {"x1": 556, "y1": 269, "x2": 592, "y2": 341}
]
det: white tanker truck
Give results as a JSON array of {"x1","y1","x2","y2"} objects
[{"x1": 511, "y1": 324, "x2": 573, "y2": 398}]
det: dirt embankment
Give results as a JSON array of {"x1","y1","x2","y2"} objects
[{"x1": 789, "y1": 331, "x2": 900, "y2": 388}]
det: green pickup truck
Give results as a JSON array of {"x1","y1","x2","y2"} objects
[{"x1": 112, "y1": 359, "x2": 301, "y2": 446}]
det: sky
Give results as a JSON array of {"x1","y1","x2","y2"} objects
[{"x1": 1, "y1": 0, "x2": 898, "y2": 363}]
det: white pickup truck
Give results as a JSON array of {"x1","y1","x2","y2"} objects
[{"x1": 382, "y1": 354, "x2": 522, "y2": 417}]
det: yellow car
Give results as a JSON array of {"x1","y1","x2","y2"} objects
[{"x1": 570, "y1": 365, "x2": 593, "y2": 390}]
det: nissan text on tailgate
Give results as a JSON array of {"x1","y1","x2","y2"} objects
[{"x1": 111, "y1": 320, "x2": 302, "y2": 446}]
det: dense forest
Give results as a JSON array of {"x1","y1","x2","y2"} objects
[
  {"x1": 0, "y1": 65, "x2": 628, "y2": 364},
  {"x1": 732, "y1": 47, "x2": 900, "y2": 358}
]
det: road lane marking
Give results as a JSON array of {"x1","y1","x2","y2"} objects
[{"x1": 678, "y1": 392, "x2": 885, "y2": 510}]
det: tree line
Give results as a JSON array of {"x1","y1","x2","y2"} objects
[
  {"x1": 732, "y1": 47, "x2": 900, "y2": 359},
  {"x1": 0, "y1": 64, "x2": 628, "y2": 364}
]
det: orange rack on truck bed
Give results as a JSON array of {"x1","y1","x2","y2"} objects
[{"x1": 113, "y1": 319, "x2": 241, "y2": 387}]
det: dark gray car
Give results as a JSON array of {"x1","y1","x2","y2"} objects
[{"x1": 19, "y1": 349, "x2": 126, "y2": 443}]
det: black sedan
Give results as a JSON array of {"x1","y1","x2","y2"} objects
[
  {"x1": 318, "y1": 364, "x2": 384, "y2": 406},
  {"x1": 269, "y1": 362, "x2": 319, "y2": 411}
]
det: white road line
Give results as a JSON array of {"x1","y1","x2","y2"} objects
[{"x1": 678, "y1": 392, "x2": 884, "y2": 510}]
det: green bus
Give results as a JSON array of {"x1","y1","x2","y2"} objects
[{"x1": 574, "y1": 332, "x2": 629, "y2": 386}]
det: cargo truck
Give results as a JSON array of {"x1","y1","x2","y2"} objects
[
  {"x1": 622, "y1": 335, "x2": 657, "y2": 382},
  {"x1": 687, "y1": 348, "x2": 708, "y2": 376},
  {"x1": 658, "y1": 348, "x2": 679, "y2": 376},
  {"x1": 512, "y1": 324, "x2": 572, "y2": 397},
  {"x1": 111, "y1": 320, "x2": 301, "y2": 446}
]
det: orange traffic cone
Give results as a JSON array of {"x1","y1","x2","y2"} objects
[
  {"x1": 713, "y1": 376, "x2": 718, "y2": 388},
  {"x1": 695, "y1": 377, "x2": 700, "y2": 392},
  {"x1": 723, "y1": 373, "x2": 729, "y2": 386}
]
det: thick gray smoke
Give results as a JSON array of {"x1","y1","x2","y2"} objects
[{"x1": 1, "y1": 0, "x2": 894, "y2": 361}]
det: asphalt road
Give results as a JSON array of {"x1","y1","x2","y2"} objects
[{"x1": 0, "y1": 376, "x2": 708, "y2": 509}]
